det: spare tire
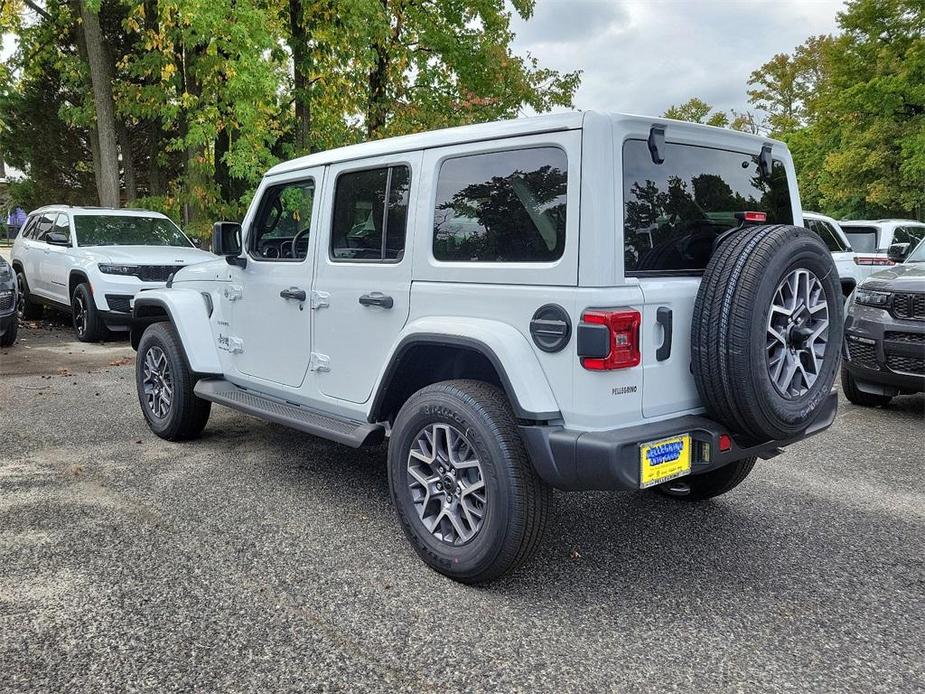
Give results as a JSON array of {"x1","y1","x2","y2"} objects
[{"x1": 691, "y1": 224, "x2": 843, "y2": 441}]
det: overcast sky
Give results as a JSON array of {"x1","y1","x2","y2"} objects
[{"x1": 510, "y1": 0, "x2": 844, "y2": 117}]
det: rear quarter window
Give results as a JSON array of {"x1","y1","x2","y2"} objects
[
  {"x1": 893, "y1": 226, "x2": 925, "y2": 248},
  {"x1": 622, "y1": 139, "x2": 793, "y2": 274}
]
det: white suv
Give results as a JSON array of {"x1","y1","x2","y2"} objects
[
  {"x1": 130, "y1": 112, "x2": 842, "y2": 582},
  {"x1": 803, "y1": 211, "x2": 862, "y2": 296},
  {"x1": 840, "y1": 219, "x2": 925, "y2": 267},
  {"x1": 11, "y1": 207, "x2": 214, "y2": 341}
]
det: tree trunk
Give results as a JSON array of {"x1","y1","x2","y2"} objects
[
  {"x1": 366, "y1": 44, "x2": 388, "y2": 139},
  {"x1": 89, "y1": 125, "x2": 102, "y2": 204},
  {"x1": 289, "y1": 0, "x2": 311, "y2": 153},
  {"x1": 77, "y1": 1, "x2": 120, "y2": 208},
  {"x1": 117, "y1": 122, "x2": 136, "y2": 203}
]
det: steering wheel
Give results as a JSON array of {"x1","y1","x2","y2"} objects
[{"x1": 291, "y1": 226, "x2": 311, "y2": 259}]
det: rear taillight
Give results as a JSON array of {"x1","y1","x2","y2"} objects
[
  {"x1": 854, "y1": 255, "x2": 895, "y2": 266},
  {"x1": 736, "y1": 210, "x2": 767, "y2": 223},
  {"x1": 579, "y1": 309, "x2": 641, "y2": 370}
]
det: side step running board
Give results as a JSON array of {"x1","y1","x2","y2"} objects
[{"x1": 194, "y1": 379, "x2": 384, "y2": 448}]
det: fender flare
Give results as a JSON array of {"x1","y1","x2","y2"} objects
[
  {"x1": 369, "y1": 318, "x2": 561, "y2": 422},
  {"x1": 133, "y1": 290, "x2": 222, "y2": 375}
]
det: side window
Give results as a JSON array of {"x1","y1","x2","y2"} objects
[
  {"x1": 893, "y1": 226, "x2": 924, "y2": 248},
  {"x1": 809, "y1": 220, "x2": 846, "y2": 252},
  {"x1": 52, "y1": 213, "x2": 71, "y2": 243},
  {"x1": 249, "y1": 179, "x2": 315, "y2": 260},
  {"x1": 33, "y1": 214, "x2": 55, "y2": 243},
  {"x1": 433, "y1": 147, "x2": 567, "y2": 262},
  {"x1": 331, "y1": 165, "x2": 410, "y2": 262}
]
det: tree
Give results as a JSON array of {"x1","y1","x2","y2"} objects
[{"x1": 663, "y1": 97, "x2": 729, "y2": 127}]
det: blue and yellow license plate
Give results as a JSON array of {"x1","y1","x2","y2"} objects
[{"x1": 639, "y1": 434, "x2": 691, "y2": 489}]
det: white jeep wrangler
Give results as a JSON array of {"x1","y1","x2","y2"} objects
[{"x1": 131, "y1": 112, "x2": 842, "y2": 583}]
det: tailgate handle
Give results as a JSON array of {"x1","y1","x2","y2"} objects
[{"x1": 656, "y1": 307, "x2": 673, "y2": 361}]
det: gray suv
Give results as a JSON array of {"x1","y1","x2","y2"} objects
[
  {"x1": 0, "y1": 255, "x2": 18, "y2": 346},
  {"x1": 842, "y1": 239, "x2": 925, "y2": 405}
]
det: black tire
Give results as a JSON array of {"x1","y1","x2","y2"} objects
[
  {"x1": 0, "y1": 315, "x2": 17, "y2": 347},
  {"x1": 388, "y1": 379, "x2": 550, "y2": 584},
  {"x1": 15, "y1": 270, "x2": 43, "y2": 320},
  {"x1": 692, "y1": 224, "x2": 843, "y2": 441},
  {"x1": 654, "y1": 458, "x2": 757, "y2": 502},
  {"x1": 841, "y1": 364, "x2": 892, "y2": 407},
  {"x1": 136, "y1": 321, "x2": 211, "y2": 441},
  {"x1": 71, "y1": 283, "x2": 106, "y2": 342}
]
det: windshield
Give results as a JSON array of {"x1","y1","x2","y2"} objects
[
  {"x1": 841, "y1": 225, "x2": 879, "y2": 253},
  {"x1": 905, "y1": 239, "x2": 925, "y2": 262},
  {"x1": 73, "y1": 215, "x2": 192, "y2": 247}
]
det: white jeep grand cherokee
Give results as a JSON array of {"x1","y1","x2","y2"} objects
[
  {"x1": 130, "y1": 112, "x2": 842, "y2": 583},
  {"x1": 12, "y1": 207, "x2": 213, "y2": 341}
]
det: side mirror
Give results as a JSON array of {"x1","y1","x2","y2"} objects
[
  {"x1": 47, "y1": 231, "x2": 70, "y2": 246},
  {"x1": 211, "y1": 221, "x2": 245, "y2": 267},
  {"x1": 887, "y1": 242, "x2": 910, "y2": 263}
]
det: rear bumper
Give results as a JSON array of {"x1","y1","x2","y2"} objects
[{"x1": 520, "y1": 391, "x2": 838, "y2": 491}]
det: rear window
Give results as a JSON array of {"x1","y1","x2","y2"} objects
[
  {"x1": 841, "y1": 225, "x2": 879, "y2": 253},
  {"x1": 623, "y1": 140, "x2": 793, "y2": 274}
]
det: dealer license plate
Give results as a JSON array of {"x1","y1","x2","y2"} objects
[{"x1": 639, "y1": 434, "x2": 691, "y2": 489}]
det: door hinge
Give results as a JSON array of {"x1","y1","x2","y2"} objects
[
  {"x1": 309, "y1": 352, "x2": 330, "y2": 372},
  {"x1": 223, "y1": 285, "x2": 243, "y2": 302},
  {"x1": 310, "y1": 290, "x2": 330, "y2": 310}
]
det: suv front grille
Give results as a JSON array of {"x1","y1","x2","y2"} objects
[
  {"x1": 884, "y1": 331, "x2": 925, "y2": 344},
  {"x1": 886, "y1": 354, "x2": 925, "y2": 375},
  {"x1": 137, "y1": 265, "x2": 184, "y2": 282},
  {"x1": 0, "y1": 290, "x2": 14, "y2": 311},
  {"x1": 105, "y1": 294, "x2": 133, "y2": 313},
  {"x1": 846, "y1": 339, "x2": 879, "y2": 370},
  {"x1": 892, "y1": 292, "x2": 925, "y2": 320}
]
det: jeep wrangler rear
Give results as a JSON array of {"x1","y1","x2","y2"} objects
[{"x1": 131, "y1": 112, "x2": 841, "y2": 583}]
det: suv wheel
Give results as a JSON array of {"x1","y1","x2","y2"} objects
[
  {"x1": 840, "y1": 364, "x2": 892, "y2": 407},
  {"x1": 15, "y1": 270, "x2": 43, "y2": 320},
  {"x1": 136, "y1": 322, "x2": 212, "y2": 441},
  {"x1": 0, "y1": 314, "x2": 18, "y2": 347},
  {"x1": 72, "y1": 283, "x2": 106, "y2": 342},
  {"x1": 388, "y1": 380, "x2": 550, "y2": 583},
  {"x1": 654, "y1": 458, "x2": 756, "y2": 502}
]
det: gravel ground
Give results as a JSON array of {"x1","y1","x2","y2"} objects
[{"x1": 1, "y1": 316, "x2": 923, "y2": 693}]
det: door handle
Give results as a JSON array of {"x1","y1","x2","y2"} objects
[
  {"x1": 279, "y1": 287, "x2": 306, "y2": 301},
  {"x1": 358, "y1": 292, "x2": 394, "y2": 309},
  {"x1": 656, "y1": 307, "x2": 673, "y2": 361}
]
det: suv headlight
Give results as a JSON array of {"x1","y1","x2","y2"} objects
[
  {"x1": 854, "y1": 288, "x2": 891, "y2": 307},
  {"x1": 98, "y1": 263, "x2": 140, "y2": 276}
]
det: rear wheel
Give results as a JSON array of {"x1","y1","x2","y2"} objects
[
  {"x1": 136, "y1": 322, "x2": 211, "y2": 440},
  {"x1": 388, "y1": 380, "x2": 550, "y2": 584},
  {"x1": 655, "y1": 458, "x2": 757, "y2": 502},
  {"x1": 72, "y1": 283, "x2": 106, "y2": 342},
  {"x1": 841, "y1": 364, "x2": 892, "y2": 407},
  {"x1": 15, "y1": 270, "x2": 43, "y2": 320}
]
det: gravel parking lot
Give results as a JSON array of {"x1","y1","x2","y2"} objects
[{"x1": 1, "y1": 316, "x2": 923, "y2": 693}]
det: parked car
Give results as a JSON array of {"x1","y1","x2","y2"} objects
[
  {"x1": 129, "y1": 112, "x2": 842, "y2": 582},
  {"x1": 840, "y1": 219, "x2": 925, "y2": 269},
  {"x1": 11, "y1": 207, "x2": 213, "y2": 342},
  {"x1": 803, "y1": 211, "x2": 860, "y2": 296},
  {"x1": 842, "y1": 237, "x2": 925, "y2": 406},
  {"x1": 0, "y1": 255, "x2": 18, "y2": 346}
]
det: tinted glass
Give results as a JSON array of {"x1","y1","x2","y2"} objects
[
  {"x1": 33, "y1": 214, "x2": 54, "y2": 242},
  {"x1": 52, "y1": 213, "x2": 70, "y2": 241},
  {"x1": 331, "y1": 165, "x2": 409, "y2": 261},
  {"x1": 74, "y1": 215, "x2": 191, "y2": 247},
  {"x1": 251, "y1": 179, "x2": 315, "y2": 260},
  {"x1": 433, "y1": 147, "x2": 567, "y2": 263},
  {"x1": 20, "y1": 216, "x2": 37, "y2": 239},
  {"x1": 623, "y1": 140, "x2": 793, "y2": 273},
  {"x1": 841, "y1": 225, "x2": 879, "y2": 253},
  {"x1": 807, "y1": 219, "x2": 847, "y2": 252},
  {"x1": 893, "y1": 226, "x2": 925, "y2": 247}
]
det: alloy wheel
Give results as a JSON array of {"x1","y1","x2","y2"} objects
[
  {"x1": 73, "y1": 293, "x2": 87, "y2": 337},
  {"x1": 766, "y1": 268, "x2": 830, "y2": 398},
  {"x1": 407, "y1": 423, "x2": 487, "y2": 545},
  {"x1": 16, "y1": 274, "x2": 26, "y2": 319},
  {"x1": 142, "y1": 345, "x2": 173, "y2": 419}
]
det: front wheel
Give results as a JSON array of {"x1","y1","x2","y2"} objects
[
  {"x1": 72, "y1": 283, "x2": 106, "y2": 342},
  {"x1": 0, "y1": 315, "x2": 18, "y2": 347},
  {"x1": 136, "y1": 322, "x2": 211, "y2": 441},
  {"x1": 16, "y1": 270, "x2": 43, "y2": 320},
  {"x1": 654, "y1": 458, "x2": 757, "y2": 502},
  {"x1": 388, "y1": 380, "x2": 550, "y2": 584}
]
